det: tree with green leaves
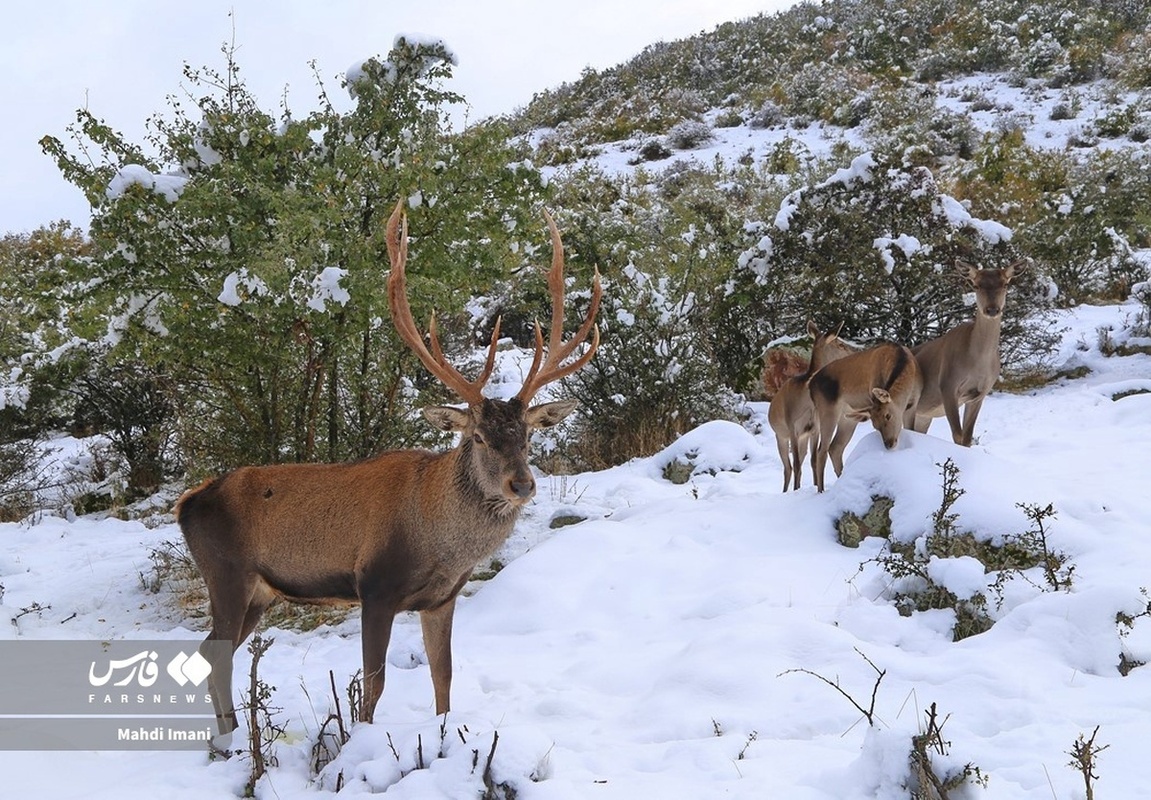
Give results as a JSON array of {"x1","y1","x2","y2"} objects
[{"x1": 41, "y1": 35, "x2": 549, "y2": 476}]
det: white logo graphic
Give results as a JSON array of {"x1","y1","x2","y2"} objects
[
  {"x1": 88, "y1": 650, "x2": 212, "y2": 688},
  {"x1": 166, "y1": 650, "x2": 212, "y2": 687}
]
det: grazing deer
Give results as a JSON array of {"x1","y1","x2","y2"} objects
[
  {"x1": 912, "y1": 261, "x2": 1025, "y2": 446},
  {"x1": 176, "y1": 201, "x2": 600, "y2": 740},
  {"x1": 808, "y1": 343, "x2": 922, "y2": 493},
  {"x1": 767, "y1": 321, "x2": 853, "y2": 492}
]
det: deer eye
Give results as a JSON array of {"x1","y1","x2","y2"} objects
[{"x1": 473, "y1": 432, "x2": 486, "y2": 445}]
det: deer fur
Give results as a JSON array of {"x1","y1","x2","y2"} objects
[
  {"x1": 767, "y1": 321, "x2": 854, "y2": 492},
  {"x1": 912, "y1": 261, "x2": 1024, "y2": 446},
  {"x1": 808, "y1": 343, "x2": 922, "y2": 493},
  {"x1": 177, "y1": 202, "x2": 600, "y2": 743}
]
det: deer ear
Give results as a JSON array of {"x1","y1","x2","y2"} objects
[
  {"x1": 1004, "y1": 258, "x2": 1028, "y2": 281},
  {"x1": 526, "y1": 399, "x2": 578, "y2": 429},
  {"x1": 956, "y1": 260, "x2": 977, "y2": 283},
  {"x1": 871, "y1": 387, "x2": 893, "y2": 405},
  {"x1": 806, "y1": 320, "x2": 820, "y2": 339},
  {"x1": 423, "y1": 405, "x2": 471, "y2": 432},
  {"x1": 845, "y1": 407, "x2": 871, "y2": 422}
]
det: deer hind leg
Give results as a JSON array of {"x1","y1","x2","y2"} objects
[
  {"x1": 201, "y1": 571, "x2": 265, "y2": 740},
  {"x1": 792, "y1": 432, "x2": 809, "y2": 491},
  {"x1": 420, "y1": 598, "x2": 458, "y2": 715},
  {"x1": 812, "y1": 407, "x2": 839, "y2": 493},
  {"x1": 775, "y1": 433, "x2": 793, "y2": 493},
  {"x1": 237, "y1": 582, "x2": 277, "y2": 645}
]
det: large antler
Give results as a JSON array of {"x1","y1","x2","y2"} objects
[
  {"x1": 515, "y1": 209, "x2": 602, "y2": 404},
  {"x1": 386, "y1": 200, "x2": 500, "y2": 406}
]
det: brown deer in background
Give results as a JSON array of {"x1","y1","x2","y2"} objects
[
  {"x1": 768, "y1": 321, "x2": 853, "y2": 492},
  {"x1": 912, "y1": 261, "x2": 1025, "y2": 446},
  {"x1": 809, "y1": 343, "x2": 922, "y2": 493},
  {"x1": 176, "y1": 201, "x2": 601, "y2": 740}
]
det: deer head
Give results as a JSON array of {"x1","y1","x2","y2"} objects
[
  {"x1": 957, "y1": 259, "x2": 1027, "y2": 319},
  {"x1": 386, "y1": 200, "x2": 601, "y2": 509}
]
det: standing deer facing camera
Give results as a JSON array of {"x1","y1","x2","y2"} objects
[
  {"x1": 176, "y1": 201, "x2": 601, "y2": 740},
  {"x1": 912, "y1": 260, "x2": 1025, "y2": 446}
]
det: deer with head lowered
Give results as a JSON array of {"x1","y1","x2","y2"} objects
[
  {"x1": 912, "y1": 260, "x2": 1025, "y2": 446},
  {"x1": 176, "y1": 201, "x2": 601, "y2": 741},
  {"x1": 808, "y1": 342, "x2": 922, "y2": 493},
  {"x1": 767, "y1": 320, "x2": 854, "y2": 492}
]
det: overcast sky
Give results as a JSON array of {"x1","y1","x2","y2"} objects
[{"x1": 0, "y1": 0, "x2": 800, "y2": 235}]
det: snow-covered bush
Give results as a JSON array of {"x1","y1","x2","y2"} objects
[
  {"x1": 747, "y1": 100, "x2": 784, "y2": 129},
  {"x1": 863, "y1": 85, "x2": 977, "y2": 161},
  {"x1": 632, "y1": 137, "x2": 672, "y2": 163},
  {"x1": 722, "y1": 152, "x2": 1056, "y2": 377},
  {"x1": 558, "y1": 265, "x2": 739, "y2": 470},
  {"x1": 665, "y1": 120, "x2": 714, "y2": 150}
]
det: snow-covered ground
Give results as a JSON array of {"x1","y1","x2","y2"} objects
[{"x1": 2, "y1": 299, "x2": 1149, "y2": 798}]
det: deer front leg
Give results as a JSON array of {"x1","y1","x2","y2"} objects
[
  {"x1": 420, "y1": 598, "x2": 458, "y2": 715},
  {"x1": 828, "y1": 417, "x2": 859, "y2": 477},
  {"x1": 941, "y1": 388, "x2": 965, "y2": 445},
  {"x1": 959, "y1": 394, "x2": 985, "y2": 447},
  {"x1": 359, "y1": 596, "x2": 398, "y2": 724}
]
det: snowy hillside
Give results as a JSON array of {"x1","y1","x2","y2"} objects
[
  {"x1": 535, "y1": 71, "x2": 1149, "y2": 182},
  {"x1": 2, "y1": 299, "x2": 1149, "y2": 798}
]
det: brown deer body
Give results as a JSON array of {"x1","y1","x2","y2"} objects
[
  {"x1": 767, "y1": 321, "x2": 853, "y2": 492},
  {"x1": 808, "y1": 343, "x2": 922, "y2": 493},
  {"x1": 912, "y1": 261, "x2": 1023, "y2": 446},
  {"x1": 177, "y1": 202, "x2": 600, "y2": 740}
]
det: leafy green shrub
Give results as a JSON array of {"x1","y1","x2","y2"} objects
[{"x1": 1092, "y1": 104, "x2": 1139, "y2": 138}]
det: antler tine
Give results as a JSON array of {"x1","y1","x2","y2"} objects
[
  {"x1": 516, "y1": 210, "x2": 602, "y2": 403},
  {"x1": 386, "y1": 199, "x2": 499, "y2": 406}
]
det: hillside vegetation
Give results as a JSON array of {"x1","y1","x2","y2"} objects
[
  {"x1": 513, "y1": 0, "x2": 1151, "y2": 145},
  {"x1": 3, "y1": 0, "x2": 1151, "y2": 511}
]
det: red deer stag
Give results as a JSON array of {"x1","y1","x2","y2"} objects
[
  {"x1": 808, "y1": 343, "x2": 922, "y2": 493},
  {"x1": 912, "y1": 260, "x2": 1025, "y2": 446},
  {"x1": 767, "y1": 321, "x2": 853, "y2": 492},
  {"x1": 176, "y1": 201, "x2": 601, "y2": 741}
]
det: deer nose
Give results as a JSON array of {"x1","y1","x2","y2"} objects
[
  {"x1": 984, "y1": 305, "x2": 1001, "y2": 317},
  {"x1": 510, "y1": 477, "x2": 536, "y2": 499}
]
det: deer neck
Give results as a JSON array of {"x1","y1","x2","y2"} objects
[
  {"x1": 971, "y1": 309, "x2": 1004, "y2": 349},
  {"x1": 449, "y1": 441, "x2": 524, "y2": 525},
  {"x1": 808, "y1": 348, "x2": 833, "y2": 375}
]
